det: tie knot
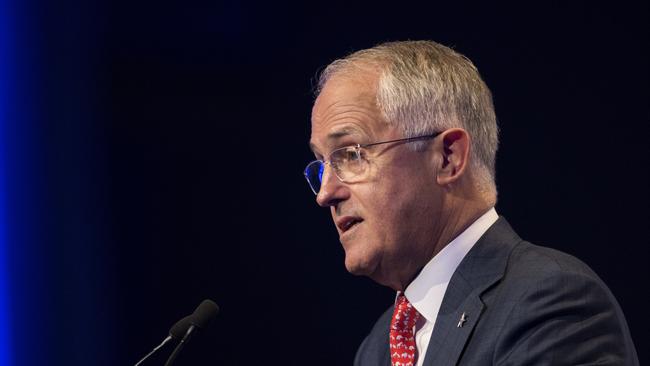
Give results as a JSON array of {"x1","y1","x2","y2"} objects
[
  {"x1": 391, "y1": 294, "x2": 419, "y2": 331},
  {"x1": 389, "y1": 294, "x2": 420, "y2": 366}
]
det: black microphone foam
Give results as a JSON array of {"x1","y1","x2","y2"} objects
[
  {"x1": 135, "y1": 299, "x2": 220, "y2": 366},
  {"x1": 169, "y1": 315, "x2": 193, "y2": 340},
  {"x1": 190, "y1": 299, "x2": 220, "y2": 329}
]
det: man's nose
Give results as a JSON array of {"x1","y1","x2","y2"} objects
[{"x1": 316, "y1": 165, "x2": 349, "y2": 207}]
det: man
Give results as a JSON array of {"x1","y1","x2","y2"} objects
[{"x1": 304, "y1": 41, "x2": 638, "y2": 365}]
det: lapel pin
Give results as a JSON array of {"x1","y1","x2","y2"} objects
[{"x1": 457, "y1": 312, "x2": 468, "y2": 328}]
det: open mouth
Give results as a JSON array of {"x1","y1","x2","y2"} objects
[{"x1": 337, "y1": 217, "x2": 364, "y2": 233}]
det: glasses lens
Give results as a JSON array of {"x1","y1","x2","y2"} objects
[
  {"x1": 331, "y1": 146, "x2": 366, "y2": 181},
  {"x1": 304, "y1": 161, "x2": 324, "y2": 194}
]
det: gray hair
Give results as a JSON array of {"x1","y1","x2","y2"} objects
[{"x1": 317, "y1": 40, "x2": 499, "y2": 198}]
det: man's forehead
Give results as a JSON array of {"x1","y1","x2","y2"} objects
[
  {"x1": 308, "y1": 126, "x2": 363, "y2": 153},
  {"x1": 311, "y1": 76, "x2": 379, "y2": 125},
  {"x1": 309, "y1": 70, "x2": 384, "y2": 153},
  {"x1": 316, "y1": 72, "x2": 377, "y2": 104}
]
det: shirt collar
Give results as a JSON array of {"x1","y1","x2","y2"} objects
[{"x1": 400, "y1": 208, "x2": 499, "y2": 323}]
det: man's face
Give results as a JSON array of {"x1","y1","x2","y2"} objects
[{"x1": 309, "y1": 72, "x2": 443, "y2": 289}]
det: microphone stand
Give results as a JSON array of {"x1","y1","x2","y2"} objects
[
  {"x1": 164, "y1": 324, "x2": 197, "y2": 366},
  {"x1": 133, "y1": 336, "x2": 173, "y2": 366}
]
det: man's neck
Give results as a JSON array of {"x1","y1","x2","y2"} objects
[{"x1": 394, "y1": 200, "x2": 492, "y2": 291}]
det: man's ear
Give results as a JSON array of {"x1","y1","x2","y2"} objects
[{"x1": 436, "y1": 128, "x2": 470, "y2": 186}]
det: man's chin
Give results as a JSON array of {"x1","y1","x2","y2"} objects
[{"x1": 343, "y1": 255, "x2": 376, "y2": 277}]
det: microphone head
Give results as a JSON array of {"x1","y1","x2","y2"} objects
[
  {"x1": 169, "y1": 315, "x2": 193, "y2": 340},
  {"x1": 190, "y1": 299, "x2": 220, "y2": 329}
]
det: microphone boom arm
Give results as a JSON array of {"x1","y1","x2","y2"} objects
[
  {"x1": 164, "y1": 324, "x2": 196, "y2": 366},
  {"x1": 133, "y1": 335, "x2": 173, "y2": 366}
]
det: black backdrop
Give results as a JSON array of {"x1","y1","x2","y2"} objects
[{"x1": 13, "y1": 1, "x2": 648, "y2": 365}]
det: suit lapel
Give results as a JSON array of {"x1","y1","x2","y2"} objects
[
  {"x1": 383, "y1": 345, "x2": 391, "y2": 366},
  {"x1": 422, "y1": 217, "x2": 521, "y2": 366}
]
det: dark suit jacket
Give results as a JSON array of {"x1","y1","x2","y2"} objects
[{"x1": 354, "y1": 218, "x2": 639, "y2": 365}]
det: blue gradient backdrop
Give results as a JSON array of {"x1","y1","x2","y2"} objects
[
  {"x1": 0, "y1": 0, "x2": 10, "y2": 362},
  {"x1": 0, "y1": 0, "x2": 113, "y2": 364}
]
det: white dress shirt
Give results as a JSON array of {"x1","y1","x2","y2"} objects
[{"x1": 400, "y1": 208, "x2": 499, "y2": 366}]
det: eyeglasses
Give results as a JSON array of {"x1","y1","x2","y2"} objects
[{"x1": 304, "y1": 132, "x2": 442, "y2": 195}]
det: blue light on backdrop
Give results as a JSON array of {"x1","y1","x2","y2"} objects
[
  {"x1": 0, "y1": 0, "x2": 13, "y2": 363},
  {"x1": 0, "y1": 0, "x2": 43, "y2": 364}
]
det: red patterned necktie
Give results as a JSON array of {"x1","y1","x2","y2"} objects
[{"x1": 389, "y1": 294, "x2": 420, "y2": 366}]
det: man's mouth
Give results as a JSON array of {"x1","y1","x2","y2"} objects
[{"x1": 336, "y1": 216, "x2": 364, "y2": 233}]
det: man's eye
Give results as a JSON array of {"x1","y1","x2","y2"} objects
[
  {"x1": 342, "y1": 148, "x2": 361, "y2": 161},
  {"x1": 331, "y1": 146, "x2": 364, "y2": 168}
]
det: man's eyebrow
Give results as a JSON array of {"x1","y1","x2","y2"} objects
[
  {"x1": 309, "y1": 127, "x2": 359, "y2": 154},
  {"x1": 326, "y1": 128, "x2": 357, "y2": 140}
]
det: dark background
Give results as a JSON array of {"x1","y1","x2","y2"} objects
[{"x1": 4, "y1": 1, "x2": 647, "y2": 365}]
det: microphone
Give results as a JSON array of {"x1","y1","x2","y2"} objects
[
  {"x1": 165, "y1": 299, "x2": 220, "y2": 366},
  {"x1": 133, "y1": 299, "x2": 220, "y2": 366},
  {"x1": 170, "y1": 315, "x2": 193, "y2": 340}
]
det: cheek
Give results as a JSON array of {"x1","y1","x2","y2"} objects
[
  {"x1": 363, "y1": 169, "x2": 434, "y2": 237},
  {"x1": 358, "y1": 182, "x2": 407, "y2": 238},
  {"x1": 353, "y1": 156, "x2": 435, "y2": 234}
]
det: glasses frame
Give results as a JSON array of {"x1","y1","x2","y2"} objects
[{"x1": 304, "y1": 131, "x2": 442, "y2": 195}]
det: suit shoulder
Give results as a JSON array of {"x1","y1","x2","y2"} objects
[
  {"x1": 507, "y1": 240, "x2": 602, "y2": 281},
  {"x1": 487, "y1": 241, "x2": 639, "y2": 365},
  {"x1": 493, "y1": 240, "x2": 625, "y2": 320}
]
